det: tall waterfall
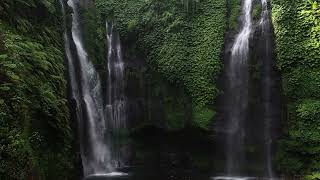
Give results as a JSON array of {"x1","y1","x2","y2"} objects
[
  {"x1": 225, "y1": 0, "x2": 253, "y2": 175},
  {"x1": 105, "y1": 22, "x2": 127, "y2": 130},
  {"x1": 105, "y1": 22, "x2": 128, "y2": 168},
  {"x1": 216, "y1": 0, "x2": 280, "y2": 178},
  {"x1": 259, "y1": 0, "x2": 276, "y2": 178},
  {"x1": 61, "y1": 0, "x2": 113, "y2": 176}
]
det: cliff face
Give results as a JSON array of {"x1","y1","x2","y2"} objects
[
  {"x1": 0, "y1": 0, "x2": 318, "y2": 178},
  {"x1": 89, "y1": 0, "x2": 227, "y2": 131},
  {"x1": 0, "y1": 1, "x2": 76, "y2": 179}
]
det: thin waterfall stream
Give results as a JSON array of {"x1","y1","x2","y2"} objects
[
  {"x1": 259, "y1": 0, "x2": 278, "y2": 178},
  {"x1": 105, "y1": 22, "x2": 128, "y2": 169},
  {"x1": 105, "y1": 22, "x2": 127, "y2": 131},
  {"x1": 226, "y1": 0, "x2": 253, "y2": 175},
  {"x1": 260, "y1": 0, "x2": 273, "y2": 177}
]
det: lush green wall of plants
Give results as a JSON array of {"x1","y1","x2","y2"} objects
[
  {"x1": 2, "y1": 0, "x2": 319, "y2": 178},
  {"x1": 272, "y1": 0, "x2": 320, "y2": 176},
  {"x1": 95, "y1": 0, "x2": 227, "y2": 129},
  {"x1": 0, "y1": 0, "x2": 75, "y2": 179}
]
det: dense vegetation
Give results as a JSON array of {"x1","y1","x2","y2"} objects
[
  {"x1": 0, "y1": 0, "x2": 319, "y2": 179},
  {"x1": 272, "y1": 0, "x2": 320, "y2": 176},
  {"x1": 95, "y1": 0, "x2": 226, "y2": 129},
  {"x1": 0, "y1": 0, "x2": 75, "y2": 179}
]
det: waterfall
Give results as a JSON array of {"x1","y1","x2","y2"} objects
[
  {"x1": 61, "y1": 0, "x2": 114, "y2": 176},
  {"x1": 105, "y1": 22, "x2": 128, "y2": 168},
  {"x1": 225, "y1": 0, "x2": 253, "y2": 175},
  {"x1": 60, "y1": 0, "x2": 80, "y2": 107},
  {"x1": 219, "y1": 0, "x2": 279, "y2": 177},
  {"x1": 105, "y1": 22, "x2": 127, "y2": 130},
  {"x1": 59, "y1": 0, "x2": 278, "y2": 178},
  {"x1": 60, "y1": 0, "x2": 85, "y2": 174},
  {"x1": 259, "y1": 0, "x2": 270, "y2": 32},
  {"x1": 259, "y1": 0, "x2": 275, "y2": 178}
]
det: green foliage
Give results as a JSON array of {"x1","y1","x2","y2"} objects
[
  {"x1": 0, "y1": 1, "x2": 74, "y2": 179},
  {"x1": 276, "y1": 100, "x2": 320, "y2": 174},
  {"x1": 272, "y1": 0, "x2": 320, "y2": 72},
  {"x1": 82, "y1": 6, "x2": 106, "y2": 69},
  {"x1": 180, "y1": 0, "x2": 200, "y2": 13},
  {"x1": 192, "y1": 107, "x2": 215, "y2": 130},
  {"x1": 228, "y1": 0, "x2": 241, "y2": 30},
  {"x1": 144, "y1": 71, "x2": 190, "y2": 130},
  {"x1": 96, "y1": 0, "x2": 226, "y2": 108},
  {"x1": 163, "y1": 87, "x2": 189, "y2": 130},
  {"x1": 252, "y1": 1, "x2": 262, "y2": 20},
  {"x1": 283, "y1": 69, "x2": 320, "y2": 100},
  {"x1": 272, "y1": 0, "x2": 320, "y2": 175},
  {"x1": 306, "y1": 172, "x2": 320, "y2": 180},
  {"x1": 95, "y1": 0, "x2": 226, "y2": 129},
  {"x1": 0, "y1": 0, "x2": 61, "y2": 39}
]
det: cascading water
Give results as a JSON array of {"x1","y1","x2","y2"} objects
[
  {"x1": 60, "y1": 0, "x2": 80, "y2": 110},
  {"x1": 225, "y1": 0, "x2": 253, "y2": 175},
  {"x1": 259, "y1": 0, "x2": 277, "y2": 178},
  {"x1": 60, "y1": 0, "x2": 279, "y2": 178},
  {"x1": 215, "y1": 0, "x2": 281, "y2": 178},
  {"x1": 105, "y1": 22, "x2": 128, "y2": 169},
  {"x1": 105, "y1": 22, "x2": 127, "y2": 130},
  {"x1": 61, "y1": 0, "x2": 113, "y2": 176}
]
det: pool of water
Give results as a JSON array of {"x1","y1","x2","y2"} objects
[
  {"x1": 85, "y1": 174, "x2": 285, "y2": 180},
  {"x1": 82, "y1": 129, "x2": 287, "y2": 180},
  {"x1": 84, "y1": 167, "x2": 212, "y2": 180},
  {"x1": 85, "y1": 174, "x2": 211, "y2": 180},
  {"x1": 83, "y1": 170, "x2": 285, "y2": 180},
  {"x1": 211, "y1": 176, "x2": 284, "y2": 180}
]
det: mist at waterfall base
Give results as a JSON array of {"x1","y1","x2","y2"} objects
[{"x1": 61, "y1": 0, "x2": 282, "y2": 179}]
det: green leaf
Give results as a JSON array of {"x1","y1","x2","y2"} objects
[
  {"x1": 312, "y1": 2, "x2": 318, "y2": 10},
  {"x1": 0, "y1": 86, "x2": 10, "y2": 91},
  {"x1": 3, "y1": 63, "x2": 17, "y2": 69},
  {"x1": 0, "y1": 54, "x2": 8, "y2": 59}
]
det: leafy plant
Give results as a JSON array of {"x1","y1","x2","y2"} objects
[
  {"x1": 272, "y1": 0, "x2": 320, "y2": 175},
  {"x1": 95, "y1": 0, "x2": 226, "y2": 129},
  {"x1": 0, "y1": 0, "x2": 75, "y2": 178}
]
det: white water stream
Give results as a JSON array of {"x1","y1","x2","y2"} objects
[{"x1": 226, "y1": 0, "x2": 253, "y2": 175}]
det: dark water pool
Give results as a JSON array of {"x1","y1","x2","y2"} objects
[
  {"x1": 83, "y1": 169, "x2": 285, "y2": 180},
  {"x1": 84, "y1": 167, "x2": 212, "y2": 180},
  {"x1": 83, "y1": 128, "x2": 287, "y2": 180},
  {"x1": 85, "y1": 173, "x2": 284, "y2": 180},
  {"x1": 85, "y1": 173, "x2": 211, "y2": 180}
]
